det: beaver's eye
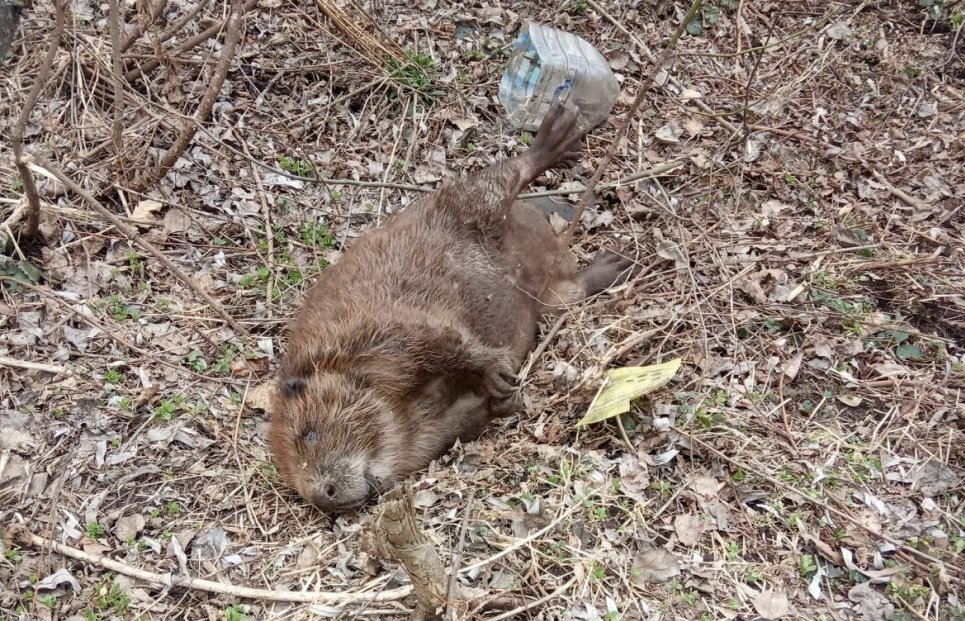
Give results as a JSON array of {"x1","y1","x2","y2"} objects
[{"x1": 302, "y1": 428, "x2": 317, "y2": 445}]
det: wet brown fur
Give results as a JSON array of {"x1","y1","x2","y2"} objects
[{"x1": 268, "y1": 103, "x2": 632, "y2": 512}]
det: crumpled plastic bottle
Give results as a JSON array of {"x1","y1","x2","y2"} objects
[{"x1": 498, "y1": 20, "x2": 620, "y2": 132}]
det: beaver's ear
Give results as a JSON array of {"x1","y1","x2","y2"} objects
[{"x1": 281, "y1": 377, "x2": 307, "y2": 399}]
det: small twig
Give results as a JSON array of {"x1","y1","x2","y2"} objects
[
  {"x1": 148, "y1": 105, "x2": 430, "y2": 195},
  {"x1": 120, "y1": 0, "x2": 171, "y2": 52},
  {"x1": 27, "y1": 156, "x2": 250, "y2": 337},
  {"x1": 445, "y1": 491, "x2": 475, "y2": 621},
  {"x1": 124, "y1": 0, "x2": 256, "y2": 83},
  {"x1": 10, "y1": 526, "x2": 414, "y2": 604},
  {"x1": 586, "y1": 0, "x2": 741, "y2": 136},
  {"x1": 0, "y1": 356, "x2": 69, "y2": 374},
  {"x1": 739, "y1": 13, "x2": 779, "y2": 151},
  {"x1": 239, "y1": 137, "x2": 275, "y2": 312},
  {"x1": 562, "y1": 0, "x2": 700, "y2": 246},
  {"x1": 517, "y1": 313, "x2": 568, "y2": 384},
  {"x1": 518, "y1": 160, "x2": 683, "y2": 200},
  {"x1": 138, "y1": 0, "x2": 207, "y2": 52},
  {"x1": 480, "y1": 575, "x2": 577, "y2": 621},
  {"x1": 533, "y1": 0, "x2": 701, "y2": 308},
  {"x1": 8, "y1": 0, "x2": 67, "y2": 240},
  {"x1": 777, "y1": 372, "x2": 795, "y2": 448},
  {"x1": 134, "y1": 0, "x2": 246, "y2": 191},
  {"x1": 108, "y1": 0, "x2": 125, "y2": 158},
  {"x1": 867, "y1": 169, "x2": 930, "y2": 212},
  {"x1": 457, "y1": 501, "x2": 581, "y2": 576}
]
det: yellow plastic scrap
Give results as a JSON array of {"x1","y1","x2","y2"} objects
[{"x1": 575, "y1": 358, "x2": 683, "y2": 428}]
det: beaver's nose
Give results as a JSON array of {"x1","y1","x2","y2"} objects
[
  {"x1": 323, "y1": 483, "x2": 338, "y2": 500},
  {"x1": 312, "y1": 482, "x2": 341, "y2": 512}
]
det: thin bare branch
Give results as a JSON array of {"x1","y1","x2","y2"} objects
[
  {"x1": 8, "y1": 0, "x2": 66, "y2": 240},
  {"x1": 124, "y1": 0, "x2": 255, "y2": 83},
  {"x1": 120, "y1": 0, "x2": 170, "y2": 53},
  {"x1": 132, "y1": 0, "x2": 246, "y2": 191},
  {"x1": 108, "y1": 0, "x2": 125, "y2": 159}
]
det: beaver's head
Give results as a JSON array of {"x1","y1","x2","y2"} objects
[{"x1": 267, "y1": 371, "x2": 404, "y2": 513}]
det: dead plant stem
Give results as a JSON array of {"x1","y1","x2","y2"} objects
[
  {"x1": 9, "y1": 0, "x2": 67, "y2": 240},
  {"x1": 109, "y1": 0, "x2": 126, "y2": 159},
  {"x1": 124, "y1": 0, "x2": 256, "y2": 83},
  {"x1": 120, "y1": 0, "x2": 170, "y2": 52},
  {"x1": 562, "y1": 0, "x2": 704, "y2": 246},
  {"x1": 12, "y1": 528, "x2": 414, "y2": 604},
  {"x1": 135, "y1": 0, "x2": 246, "y2": 191}
]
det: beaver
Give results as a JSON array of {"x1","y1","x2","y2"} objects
[{"x1": 268, "y1": 102, "x2": 633, "y2": 513}]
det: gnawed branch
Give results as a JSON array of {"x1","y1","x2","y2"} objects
[{"x1": 376, "y1": 486, "x2": 448, "y2": 621}]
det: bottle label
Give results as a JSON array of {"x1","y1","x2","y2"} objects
[{"x1": 552, "y1": 79, "x2": 573, "y2": 103}]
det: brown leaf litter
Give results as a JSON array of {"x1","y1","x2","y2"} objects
[{"x1": 1, "y1": 0, "x2": 964, "y2": 619}]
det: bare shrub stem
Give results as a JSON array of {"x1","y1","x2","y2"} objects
[
  {"x1": 124, "y1": 0, "x2": 255, "y2": 83},
  {"x1": 109, "y1": 0, "x2": 125, "y2": 158},
  {"x1": 120, "y1": 0, "x2": 171, "y2": 52},
  {"x1": 9, "y1": 0, "x2": 67, "y2": 240},
  {"x1": 132, "y1": 0, "x2": 246, "y2": 191}
]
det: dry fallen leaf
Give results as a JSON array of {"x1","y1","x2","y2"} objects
[
  {"x1": 753, "y1": 590, "x2": 789, "y2": 619},
  {"x1": 783, "y1": 352, "x2": 804, "y2": 381},
  {"x1": 761, "y1": 199, "x2": 792, "y2": 216},
  {"x1": 296, "y1": 542, "x2": 321, "y2": 568},
  {"x1": 656, "y1": 238, "x2": 689, "y2": 271},
  {"x1": 246, "y1": 382, "x2": 276, "y2": 413},
  {"x1": 654, "y1": 120, "x2": 683, "y2": 144},
  {"x1": 837, "y1": 394, "x2": 863, "y2": 407},
  {"x1": 230, "y1": 355, "x2": 270, "y2": 378},
  {"x1": 162, "y1": 208, "x2": 193, "y2": 236},
  {"x1": 618, "y1": 453, "x2": 651, "y2": 494},
  {"x1": 826, "y1": 21, "x2": 852, "y2": 42},
  {"x1": 690, "y1": 476, "x2": 723, "y2": 497},
  {"x1": 115, "y1": 514, "x2": 146, "y2": 542},
  {"x1": 848, "y1": 582, "x2": 896, "y2": 621},
  {"x1": 908, "y1": 460, "x2": 962, "y2": 497},
  {"x1": 873, "y1": 361, "x2": 910, "y2": 378},
  {"x1": 630, "y1": 549, "x2": 681, "y2": 585},
  {"x1": 674, "y1": 513, "x2": 713, "y2": 547},
  {"x1": 130, "y1": 199, "x2": 163, "y2": 224},
  {"x1": 682, "y1": 118, "x2": 704, "y2": 137},
  {"x1": 607, "y1": 50, "x2": 629, "y2": 71}
]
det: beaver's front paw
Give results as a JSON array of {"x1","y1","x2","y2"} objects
[{"x1": 484, "y1": 359, "x2": 524, "y2": 417}]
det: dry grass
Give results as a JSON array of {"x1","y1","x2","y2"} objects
[{"x1": 1, "y1": 0, "x2": 964, "y2": 620}]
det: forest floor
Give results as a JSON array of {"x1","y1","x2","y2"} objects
[{"x1": 1, "y1": 0, "x2": 964, "y2": 620}]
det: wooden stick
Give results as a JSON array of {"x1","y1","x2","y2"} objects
[
  {"x1": 0, "y1": 356, "x2": 69, "y2": 374},
  {"x1": 8, "y1": 0, "x2": 67, "y2": 239},
  {"x1": 10, "y1": 526, "x2": 413, "y2": 605}
]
